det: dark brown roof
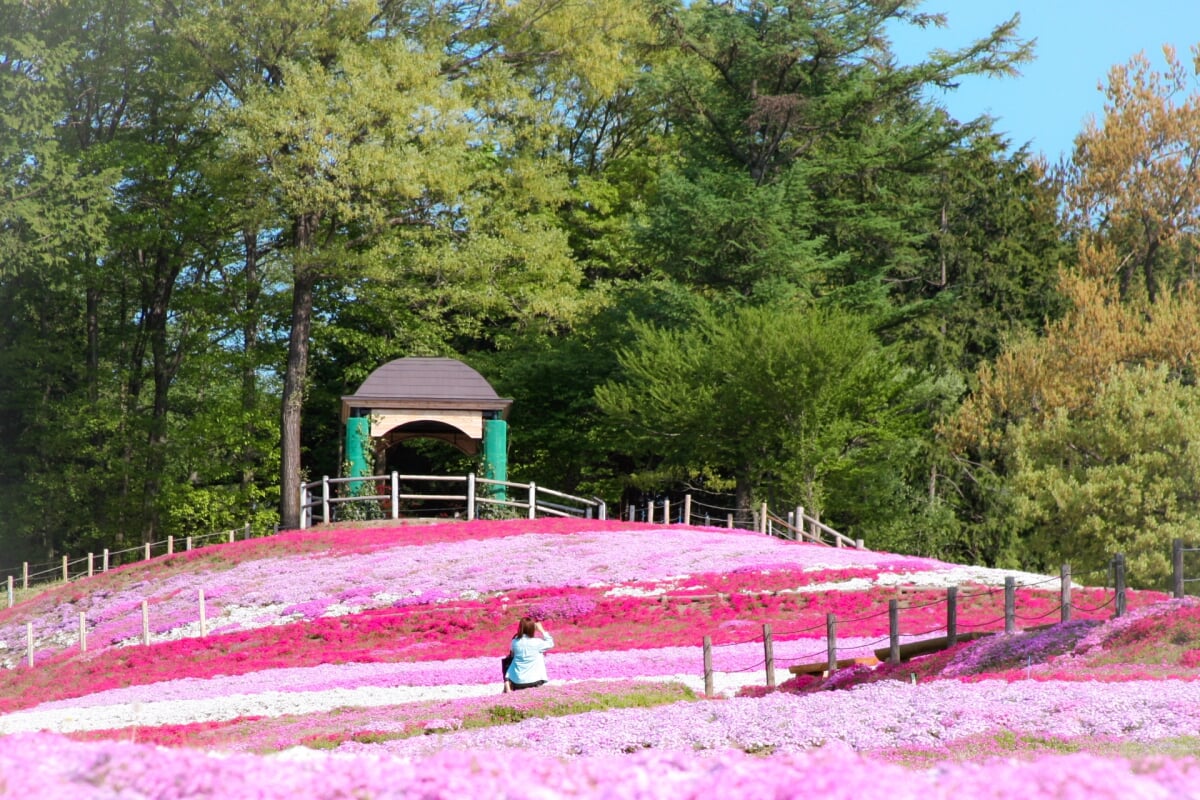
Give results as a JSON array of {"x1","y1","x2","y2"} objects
[{"x1": 341, "y1": 357, "x2": 511, "y2": 413}]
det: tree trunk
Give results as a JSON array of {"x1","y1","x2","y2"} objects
[
  {"x1": 735, "y1": 472, "x2": 753, "y2": 523},
  {"x1": 279, "y1": 213, "x2": 320, "y2": 529}
]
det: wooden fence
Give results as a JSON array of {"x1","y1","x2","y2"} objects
[
  {"x1": 299, "y1": 473, "x2": 606, "y2": 529},
  {"x1": 698, "y1": 557, "x2": 1135, "y2": 697},
  {"x1": 629, "y1": 496, "x2": 861, "y2": 548},
  {"x1": 4, "y1": 526, "x2": 249, "y2": 609}
]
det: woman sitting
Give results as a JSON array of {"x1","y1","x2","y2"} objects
[{"x1": 504, "y1": 617, "x2": 554, "y2": 692}]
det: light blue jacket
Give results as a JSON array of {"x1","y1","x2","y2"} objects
[{"x1": 506, "y1": 633, "x2": 554, "y2": 684}]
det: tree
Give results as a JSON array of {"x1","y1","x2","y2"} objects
[
  {"x1": 162, "y1": 0, "x2": 654, "y2": 528},
  {"x1": 1063, "y1": 45, "x2": 1200, "y2": 303},
  {"x1": 1007, "y1": 364, "x2": 1200, "y2": 588},
  {"x1": 596, "y1": 302, "x2": 935, "y2": 538},
  {"x1": 637, "y1": 0, "x2": 1033, "y2": 305}
]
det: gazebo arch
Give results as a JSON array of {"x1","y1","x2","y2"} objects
[{"x1": 340, "y1": 357, "x2": 512, "y2": 490}]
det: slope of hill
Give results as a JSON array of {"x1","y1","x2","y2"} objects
[{"x1": 0, "y1": 518, "x2": 1196, "y2": 798}]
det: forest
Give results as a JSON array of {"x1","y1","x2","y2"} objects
[{"x1": 2, "y1": 0, "x2": 1200, "y2": 589}]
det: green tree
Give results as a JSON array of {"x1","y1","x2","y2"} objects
[
  {"x1": 162, "y1": 0, "x2": 653, "y2": 528},
  {"x1": 1007, "y1": 364, "x2": 1200, "y2": 588},
  {"x1": 596, "y1": 302, "x2": 936, "y2": 541}
]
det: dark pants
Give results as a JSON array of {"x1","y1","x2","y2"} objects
[{"x1": 510, "y1": 680, "x2": 546, "y2": 691}]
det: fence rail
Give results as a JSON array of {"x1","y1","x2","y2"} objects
[
  {"x1": 627, "y1": 495, "x2": 861, "y2": 548},
  {"x1": 298, "y1": 472, "x2": 607, "y2": 529},
  {"x1": 3, "y1": 525, "x2": 251, "y2": 607}
]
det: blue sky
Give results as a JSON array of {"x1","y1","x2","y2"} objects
[{"x1": 888, "y1": 1, "x2": 1200, "y2": 161}]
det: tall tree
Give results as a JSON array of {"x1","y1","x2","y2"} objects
[
  {"x1": 1064, "y1": 45, "x2": 1200, "y2": 303},
  {"x1": 161, "y1": 0, "x2": 654, "y2": 527}
]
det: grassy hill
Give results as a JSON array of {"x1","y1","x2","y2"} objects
[{"x1": 0, "y1": 518, "x2": 1197, "y2": 798}]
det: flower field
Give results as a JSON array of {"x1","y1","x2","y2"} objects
[{"x1": 0, "y1": 518, "x2": 1198, "y2": 798}]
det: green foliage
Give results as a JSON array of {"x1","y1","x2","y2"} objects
[
  {"x1": 1007, "y1": 365, "x2": 1200, "y2": 588},
  {"x1": 596, "y1": 301, "x2": 942, "y2": 539}
]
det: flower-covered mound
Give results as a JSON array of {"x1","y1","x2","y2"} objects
[{"x1": 0, "y1": 518, "x2": 1194, "y2": 799}]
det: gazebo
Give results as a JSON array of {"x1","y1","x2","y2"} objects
[{"x1": 340, "y1": 357, "x2": 512, "y2": 492}]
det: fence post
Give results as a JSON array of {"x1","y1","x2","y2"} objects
[
  {"x1": 87, "y1": 552, "x2": 94, "y2": 577},
  {"x1": 199, "y1": 589, "x2": 207, "y2": 637},
  {"x1": 322, "y1": 476, "x2": 331, "y2": 524},
  {"x1": 144, "y1": 542, "x2": 151, "y2": 561},
  {"x1": 627, "y1": 504, "x2": 635, "y2": 522},
  {"x1": 79, "y1": 612, "x2": 86, "y2": 653},
  {"x1": 888, "y1": 600, "x2": 900, "y2": 664},
  {"x1": 62, "y1": 555, "x2": 68, "y2": 583},
  {"x1": 1061, "y1": 564, "x2": 1072, "y2": 622},
  {"x1": 229, "y1": 526, "x2": 236, "y2": 544},
  {"x1": 1173, "y1": 539, "x2": 1185, "y2": 599},
  {"x1": 22, "y1": 562, "x2": 28, "y2": 591},
  {"x1": 726, "y1": 513, "x2": 734, "y2": 529},
  {"x1": 186, "y1": 537, "x2": 193, "y2": 552},
  {"x1": 26, "y1": 622, "x2": 33, "y2": 668},
  {"x1": 759, "y1": 502, "x2": 768, "y2": 534},
  {"x1": 702, "y1": 636, "x2": 713, "y2": 698},
  {"x1": 142, "y1": 599, "x2": 150, "y2": 646},
  {"x1": 1004, "y1": 577, "x2": 1016, "y2": 633},
  {"x1": 597, "y1": 500, "x2": 607, "y2": 521},
  {"x1": 6, "y1": 575, "x2": 12, "y2": 609},
  {"x1": 528, "y1": 482, "x2": 538, "y2": 519},
  {"x1": 795, "y1": 506, "x2": 804, "y2": 540},
  {"x1": 1114, "y1": 553, "x2": 1127, "y2": 618},
  {"x1": 763, "y1": 624, "x2": 775, "y2": 689},
  {"x1": 103, "y1": 549, "x2": 109, "y2": 572},
  {"x1": 826, "y1": 613, "x2": 838, "y2": 674},
  {"x1": 663, "y1": 498, "x2": 671, "y2": 525},
  {"x1": 299, "y1": 485, "x2": 308, "y2": 530},
  {"x1": 466, "y1": 473, "x2": 476, "y2": 521},
  {"x1": 683, "y1": 495, "x2": 692, "y2": 525},
  {"x1": 167, "y1": 536, "x2": 174, "y2": 556},
  {"x1": 946, "y1": 586, "x2": 958, "y2": 647}
]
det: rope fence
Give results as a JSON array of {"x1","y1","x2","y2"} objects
[{"x1": 694, "y1": 551, "x2": 1154, "y2": 696}]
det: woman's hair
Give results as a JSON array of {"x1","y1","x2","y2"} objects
[{"x1": 517, "y1": 617, "x2": 537, "y2": 638}]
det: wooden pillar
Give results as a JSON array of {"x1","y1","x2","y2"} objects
[
  {"x1": 763, "y1": 624, "x2": 775, "y2": 690},
  {"x1": 528, "y1": 482, "x2": 538, "y2": 519},
  {"x1": 103, "y1": 549, "x2": 109, "y2": 572},
  {"x1": 1173, "y1": 539, "x2": 1185, "y2": 599},
  {"x1": 888, "y1": 600, "x2": 900, "y2": 664},
  {"x1": 321, "y1": 475, "x2": 331, "y2": 524},
  {"x1": 87, "y1": 552, "x2": 94, "y2": 577},
  {"x1": 826, "y1": 613, "x2": 838, "y2": 674},
  {"x1": 1061, "y1": 564, "x2": 1072, "y2": 622},
  {"x1": 1004, "y1": 577, "x2": 1015, "y2": 634},
  {"x1": 62, "y1": 555, "x2": 68, "y2": 583},
  {"x1": 683, "y1": 495, "x2": 692, "y2": 526},
  {"x1": 466, "y1": 473, "x2": 476, "y2": 521},
  {"x1": 199, "y1": 589, "x2": 207, "y2": 637},
  {"x1": 946, "y1": 586, "x2": 958, "y2": 647},
  {"x1": 663, "y1": 498, "x2": 670, "y2": 525},
  {"x1": 726, "y1": 513, "x2": 733, "y2": 529},
  {"x1": 702, "y1": 636, "x2": 713, "y2": 698},
  {"x1": 1114, "y1": 553, "x2": 1127, "y2": 618}
]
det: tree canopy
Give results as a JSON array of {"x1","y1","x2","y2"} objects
[{"x1": 6, "y1": 1, "x2": 1197, "y2": 585}]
